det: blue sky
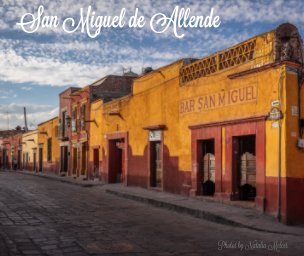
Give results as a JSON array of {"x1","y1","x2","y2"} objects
[{"x1": 0, "y1": 0, "x2": 304, "y2": 130}]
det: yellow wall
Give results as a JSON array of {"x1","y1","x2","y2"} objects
[
  {"x1": 97, "y1": 64, "x2": 280, "y2": 172},
  {"x1": 264, "y1": 66, "x2": 286, "y2": 178},
  {"x1": 89, "y1": 30, "x2": 302, "y2": 180},
  {"x1": 89, "y1": 99, "x2": 104, "y2": 162},
  {"x1": 285, "y1": 68, "x2": 304, "y2": 178},
  {"x1": 22, "y1": 130, "x2": 38, "y2": 168},
  {"x1": 37, "y1": 117, "x2": 59, "y2": 164}
]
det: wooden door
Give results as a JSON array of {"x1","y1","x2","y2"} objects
[
  {"x1": 81, "y1": 143, "x2": 86, "y2": 176},
  {"x1": 62, "y1": 146, "x2": 68, "y2": 173},
  {"x1": 39, "y1": 148, "x2": 43, "y2": 172},
  {"x1": 151, "y1": 141, "x2": 162, "y2": 188},
  {"x1": 232, "y1": 137, "x2": 239, "y2": 198},
  {"x1": 121, "y1": 147, "x2": 125, "y2": 182},
  {"x1": 93, "y1": 148, "x2": 99, "y2": 176},
  {"x1": 33, "y1": 152, "x2": 36, "y2": 171},
  {"x1": 72, "y1": 147, "x2": 77, "y2": 176},
  {"x1": 115, "y1": 141, "x2": 125, "y2": 183}
]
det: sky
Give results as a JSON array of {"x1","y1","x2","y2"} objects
[{"x1": 0, "y1": 0, "x2": 304, "y2": 130}]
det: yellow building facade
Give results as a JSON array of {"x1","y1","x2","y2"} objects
[
  {"x1": 89, "y1": 99, "x2": 104, "y2": 179},
  {"x1": 37, "y1": 117, "x2": 60, "y2": 174},
  {"x1": 89, "y1": 23, "x2": 304, "y2": 224},
  {"x1": 22, "y1": 130, "x2": 38, "y2": 171}
]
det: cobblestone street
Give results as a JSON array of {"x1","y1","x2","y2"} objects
[{"x1": 0, "y1": 171, "x2": 303, "y2": 256}]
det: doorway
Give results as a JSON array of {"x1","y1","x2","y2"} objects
[
  {"x1": 150, "y1": 141, "x2": 162, "y2": 188},
  {"x1": 108, "y1": 139, "x2": 125, "y2": 183},
  {"x1": 200, "y1": 139, "x2": 215, "y2": 196},
  {"x1": 93, "y1": 148, "x2": 100, "y2": 178},
  {"x1": 232, "y1": 135, "x2": 256, "y2": 200},
  {"x1": 17, "y1": 150, "x2": 21, "y2": 169},
  {"x1": 60, "y1": 146, "x2": 68, "y2": 173},
  {"x1": 38, "y1": 147, "x2": 43, "y2": 172},
  {"x1": 33, "y1": 151, "x2": 36, "y2": 171},
  {"x1": 80, "y1": 143, "x2": 87, "y2": 176},
  {"x1": 72, "y1": 147, "x2": 77, "y2": 176}
]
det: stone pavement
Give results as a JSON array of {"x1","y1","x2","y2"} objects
[
  {"x1": 0, "y1": 171, "x2": 304, "y2": 255},
  {"x1": 17, "y1": 170, "x2": 103, "y2": 187},
  {"x1": 15, "y1": 169, "x2": 304, "y2": 236}
]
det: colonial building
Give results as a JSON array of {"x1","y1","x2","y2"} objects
[
  {"x1": 1, "y1": 132, "x2": 23, "y2": 170},
  {"x1": 37, "y1": 117, "x2": 60, "y2": 174},
  {"x1": 1, "y1": 23, "x2": 303, "y2": 225},
  {"x1": 70, "y1": 74, "x2": 136, "y2": 180},
  {"x1": 91, "y1": 23, "x2": 304, "y2": 224},
  {"x1": 22, "y1": 130, "x2": 38, "y2": 171},
  {"x1": 0, "y1": 130, "x2": 24, "y2": 169},
  {"x1": 58, "y1": 87, "x2": 80, "y2": 176}
]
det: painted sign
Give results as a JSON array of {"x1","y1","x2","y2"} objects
[
  {"x1": 179, "y1": 84, "x2": 257, "y2": 115},
  {"x1": 149, "y1": 130, "x2": 162, "y2": 141},
  {"x1": 267, "y1": 107, "x2": 283, "y2": 121},
  {"x1": 271, "y1": 100, "x2": 280, "y2": 107}
]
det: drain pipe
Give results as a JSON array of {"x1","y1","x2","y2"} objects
[
  {"x1": 277, "y1": 120, "x2": 281, "y2": 221},
  {"x1": 277, "y1": 69, "x2": 284, "y2": 222}
]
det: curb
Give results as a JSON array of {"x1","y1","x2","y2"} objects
[
  {"x1": 16, "y1": 171, "x2": 104, "y2": 187},
  {"x1": 105, "y1": 189, "x2": 298, "y2": 236}
]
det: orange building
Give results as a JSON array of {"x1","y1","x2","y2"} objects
[
  {"x1": 58, "y1": 87, "x2": 80, "y2": 176},
  {"x1": 70, "y1": 74, "x2": 136, "y2": 180},
  {"x1": 88, "y1": 98, "x2": 104, "y2": 180},
  {"x1": 37, "y1": 117, "x2": 60, "y2": 174},
  {"x1": 89, "y1": 23, "x2": 304, "y2": 224}
]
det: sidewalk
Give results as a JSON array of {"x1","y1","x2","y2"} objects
[
  {"x1": 16, "y1": 170, "x2": 104, "y2": 187},
  {"x1": 103, "y1": 184, "x2": 304, "y2": 236}
]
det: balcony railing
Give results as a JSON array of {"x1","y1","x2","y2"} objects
[{"x1": 180, "y1": 39, "x2": 256, "y2": 84}]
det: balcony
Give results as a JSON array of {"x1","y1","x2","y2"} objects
[{"x1": 180, "y1": 39, "x2": 256, "y2": 84}]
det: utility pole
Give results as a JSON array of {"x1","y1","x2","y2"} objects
[{"x1": 24, "y1": 107, "x2": 28, "y2": 132}]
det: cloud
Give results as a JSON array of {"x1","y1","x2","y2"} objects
[
  {"x1": 0, "y1": 48, "x2": 112, "y2": 86},
  {"x1": 0, "y1": 1, "x2": 303, "y2": 90},
  {"x1": 20, "y1": 86, "x2": 32, "y2": 91},
  {"x1": 0, "y1": 103, "x2": 58, "y2": 130},
  {"x1": 0, "y1": 37, "x2": 189, "y2": 87},
  {"x1": 0, "y1": 0, "x2": 302, "y2": 41},
  {"x1": 0, "y1": 88, "x2": 15, "y2": 100},
  {"x1": 0, "y1": 103, "x2": 54, "y2": 114},
  {"x1": 0, "y1": 0, "x2": 303, "y2": 132}
]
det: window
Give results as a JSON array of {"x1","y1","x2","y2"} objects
[
  {"x1": 47, "y1": 138, "x2": 52, "y2": 162},
  {"x1": 72, "y1": 107, "x2": 77, "y2": 132},
  {"x1": 80, "y1": 104, "x2": 86, "y2": 130},
  {"x1": 62, "y1": 111, "x2": 66, "y2": 137}
]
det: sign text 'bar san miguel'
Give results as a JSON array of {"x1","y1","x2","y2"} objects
[{"x1": 179, "y1": 84, "x2": 257, "y2": 115}]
